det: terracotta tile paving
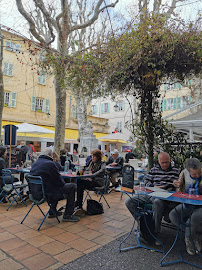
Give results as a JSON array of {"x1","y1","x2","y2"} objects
[
  {"x1": 68, "y1": 237, "x2": 96, "y2": 252},
  {"x1": 8, "y1": 244, "x2": 41, "y2": 261},
  {"x1": 0, "y1": 191, "x2": 133, "y2": 269},
  {"x1": 40, "y1": 241, "x2": 71, "y2": 256},
  {"x1": 21, "y1": 252, "x2": 57, "y2": 270},
  {"x1": 0, "y1": 237, "x2": 27, "y2": 252},
  {"x1": 25, "y1": 234, "x2": 55, "y2": 247}
]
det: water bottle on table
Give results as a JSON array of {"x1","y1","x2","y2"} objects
[{"x1": 64, "y1": 160, "x2": 69, "y2": 174}]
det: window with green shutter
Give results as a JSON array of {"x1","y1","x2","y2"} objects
[
  {"x1": 177, "y1": 97, "x2": 181, "y2": 109},
  {"x1": 163, "y1": 99, "x2": 167, "y2": 111},
  {"x1": 5, "y1": 40, "x2": 21, "y2": 53},
  {"x1": 11, "y1": 92, "x2": 17, "y2": 107},
  {"x1": 31, "y1": 96, "x2": 36, "y2": 111},
  {"x1": 173, "y1": 98, "x2": 177, "y2": 110},
  {"x1": 164, "y1": 84, "x2": 167, "y2": 91},
  {"x1": 44, "y1": 99, "x2": 50, "y2": 113},
  {"x1": 101, "y1": 103, "x2": 104, "y2": 114},
  {"x1": 3, "y1": 62, "x2": 13, "y2": 76},
  {"x1": 37, "y1": 73, "x2": 46, "y2": 85}
]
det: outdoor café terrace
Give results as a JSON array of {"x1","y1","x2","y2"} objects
[{"x1": 0, "y1": 189, "x2": 201, "y2": 270}]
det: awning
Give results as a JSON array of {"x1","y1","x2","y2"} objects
[
  {"x1": 1, "y1": 121, "x2": 108, "y2": 141},
  {"x1": 97, "y1": 132, "x2": 130, "y2": 144}
]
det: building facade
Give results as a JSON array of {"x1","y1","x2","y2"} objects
[{"x1": 2, "y1": 29, "x2": 109, "y2": 152}]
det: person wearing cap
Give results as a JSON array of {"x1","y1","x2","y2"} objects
[{"x1": 106, "y1": 149, "x2": 124, "y2": 187}]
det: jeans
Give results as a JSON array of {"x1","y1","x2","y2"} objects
[
  {"x1": 125, "y1": 195, "x2": 177, "y2": 233},
  {"x1": 169, "y1": 204, "x2": 202, "y2": 239},
  {"x1": 51, "y1": 183, "x2": 77, "y2": 216}
]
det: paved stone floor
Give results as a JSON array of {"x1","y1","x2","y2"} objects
[{"x1": 0, "y1": 191, "x2": 134, "y2": 270}]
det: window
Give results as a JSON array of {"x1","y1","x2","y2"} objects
[
  {"x1": 37, "y1": 72, "x2": 46, "y2": 85},
  {"x1": 167, "y1": 99, "x2": 173, "y2": 110},
  {"x1": 184, "y1": 79, "x2": 192, "y2": 87},
  {"x1": 4, "y1": 92, "x2": 17, "y2": 107},
  {"x1": 4, "y1": 92, "x2": 10, "y2": 106},
  {"x1": 31, "y1": 96, "x2": 49, "y2": 112},
  {"x1": 91, "y1": 105, "x2": 97, "y2": 115},
  {"x1": 3, "y1": 62, "x2": 13, "y2": 76},
  {"x1": 177, "y1": 97, "x2": 181, "y2": 109},
  {"x1": 5, "y1": 40, "x2": 21, "y2": 53},
  {"x1": 72, "y1": 105, "x2": 77, "y2": 118},
  {"x1": 117, "y1": 122, "x2": 122, "y2": 133},
  {"x1": 36, "y1": 98, "x2": 44, "y2": 112},
  {"x1": 114, "y1": 100, "x2": 125, "y2": 112},
  {"x1": 182, "y1": 96, "x2": 189, "y2": 108},
  {"x1": 163, "y1": 99, "x2": 167, "y2": 111},
  {"x1": 101, "y1": 103, "x2": 110, "y2": 113}
]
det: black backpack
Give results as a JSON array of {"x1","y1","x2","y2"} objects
[
  {"x1": 86, "y1": 199, "x2": 104, "y2": 215},
  {"x1": 140, "y1": 211, "x2": 155, "y2": 244}
]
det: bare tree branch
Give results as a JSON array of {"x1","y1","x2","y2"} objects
[
  {"x1": 16, "y1": 0, "x2": 46, "y2": 44},
  {"x1": 70, "y1": 0, "x2": 119, "y2": 32}
]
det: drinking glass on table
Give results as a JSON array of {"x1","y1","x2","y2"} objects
[
  {"x1": 139, "y1": 182, "x2": 146, "y2": 194},
  {"x1": 188, "y1": 188, "x2": 195, "y2": 198}
]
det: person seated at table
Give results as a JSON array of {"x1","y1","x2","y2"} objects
[
  {"x1": 125, "y1": 152, "x2": 180, "y2": 244},
  {"x1": 106, "y1": 149, "x2": 124, "y2": 188},
  {"x1": 60, "y1": 149, "x2": 75, "y2": 170},
  {"x1": 0, "y1": 147, "x2": 19, "y2": 203},
  {"x1": 17, "y1": 141, "x2": 28, "y2": 163},
  {"x1": 169, "y1": 158, "x2": 202, "y2": 255},
  {"x1": 75, "y1": 149, "x2": 106, "y2": 216},
  {"x1": 53, "y1": 151, "x2": 64, "y2": 171},
  {"x1": 30, "y1": 147, "x2": 80, "y2": 222},
  {"x1": 125, "y1": 150, "x2": 136, "y2": 163}
]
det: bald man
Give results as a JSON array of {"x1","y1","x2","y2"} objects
[{"x1": 125, "y1": 152, "x2": 180, "y2": 243}]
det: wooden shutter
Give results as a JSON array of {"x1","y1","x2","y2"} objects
[
  {"x1": 101, "y1": 103, "x2": 104, "y2": 114},
  {"x1": 107, "y1": 103, "x2": 110, "y2": 113},
  {"x1": 31, "y1": 96, "x2": 36, "y2": 111},
  {"x1": 44, "y1": 99, "x2": 50, "y2": 113},
  {"x1": 173, "y1": 98, "x2": 177, "y2": 110},
  {"x1": 177, "y1": 97, "x2": 181, "y2": 109},
  {"x1": 5, "y1": 40, "x2": 11, "y2": 51},
  {"x1": 15, "y1": 44, "x2": 21, "y2": 53},
  {"x1": 8, "y1": 63, "x2": 13, "y2": 76},
  {"x1": 163, "y1": 99, "x2": 167, "y2": 111},
  {"x1": 11, "y1": 92, "x2": 17, "y2": 107},
  {"x1": 94, "y1": 105, "x2": 97, "y2": 114},
  {"x1": 3, "y1": 62, "x2": 8, "y2": 75}
]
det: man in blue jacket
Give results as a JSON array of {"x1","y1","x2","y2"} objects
[{"x1": 30, "y1": 147, "x2": 80, "y2": 222}]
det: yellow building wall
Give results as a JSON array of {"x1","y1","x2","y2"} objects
[
  {"x1": 159, "y1": 82, "x2": 192, "y2": 120},
  {"x1": 2, "y1": 30, "x2": 109, "y2": 140}
]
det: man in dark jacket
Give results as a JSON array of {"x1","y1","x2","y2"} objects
[{"x1": 30, "y1": 147, "x2": 79, "y2": 222}]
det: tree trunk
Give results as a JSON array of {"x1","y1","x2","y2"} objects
[
  {"x1": 0, "y1": 26, "x2": 4, "y2": 143},
  {"x1": 146, "y1": 89, "x2": 154, "y2": 169},
  {"x1": 75, "y1": 93, "x2": 88, "y2": 139},
  {"x1": 54, "y1": 75, "x2": 67, "y2": 154}
]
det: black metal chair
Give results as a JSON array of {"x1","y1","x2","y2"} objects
[
  {"x1": 0, "y1": 169, "x2": 27, "y2": 211},
  {"x1": 21, "y1": 175, "x2": 60, "y2": 231},
  {"x1": 83, "y1": 177, "x2": 110, "y2": 208}
]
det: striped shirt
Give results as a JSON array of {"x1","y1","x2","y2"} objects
[{"x1": 144, "y1": 165, "x2": 181, "y2": 190}]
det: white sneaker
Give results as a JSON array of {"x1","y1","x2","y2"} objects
[{"x1": 185, "y1": 237, "x2": 195, "y2": 255}]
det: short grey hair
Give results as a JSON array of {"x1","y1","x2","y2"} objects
[
  {"x1": 41, "y1": 147, "x2": 53, "y2": 157},
  {"x1": 186, "y1": 158, "x2": 201, "y2": 171}
]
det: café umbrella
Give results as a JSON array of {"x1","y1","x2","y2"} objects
[{"x1": 16, "y1": 122, "x2": 54, "y2": 141}]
